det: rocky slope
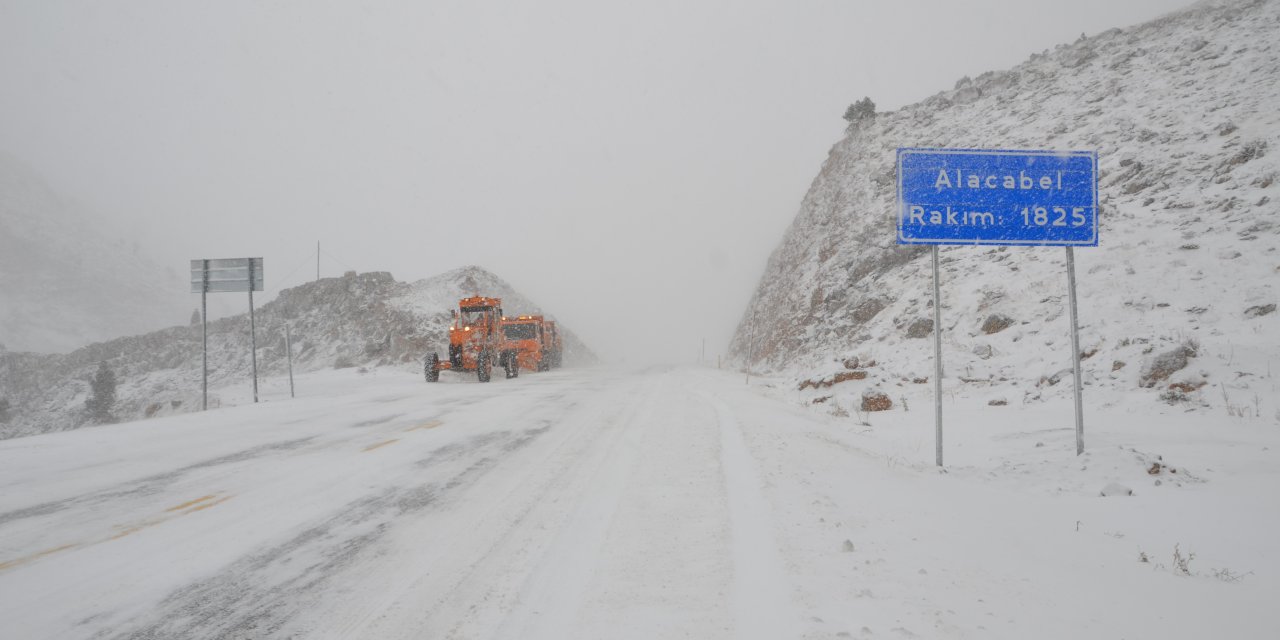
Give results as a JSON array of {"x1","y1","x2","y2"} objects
[
  {"x1": 729, "y1": 0, "x2": 1278, "y2": 416},
  {"x1": 0, "y1": 266, "x2": 593, "y2": 439}
]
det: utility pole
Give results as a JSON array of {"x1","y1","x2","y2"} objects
[{"x1": 248, "y1": 258, "x2": 259, "y2": 403}]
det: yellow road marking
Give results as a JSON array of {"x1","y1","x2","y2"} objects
[
  {"x1": 165, "y1": 494, "x2": 217, "y2": 512},
  {"x1": 185, "y1": 496, "x2": 233, "y2": 513},
  {"x1": 405, "y1": 420, "x2": 443, "y2": 432},
  {"x1": 1, "y1": 492, "x2": 237, "y2": 572},
  {"x1": 0, "y1": 543, "x2": 79, "y2": 572},
  {"x1": 109, "y1": 524, "x2": 154, "y2": 540},
  {"x1": 363, "y1": 439, "x2": 400, "y2": 452},
  {"x1": 113, "y1": 495, "x2": 233, "y2": 539}
]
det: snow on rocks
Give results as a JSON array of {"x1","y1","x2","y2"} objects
[{"x1": 1100, "y1": 482, "x2": 1134, "y2": 497}]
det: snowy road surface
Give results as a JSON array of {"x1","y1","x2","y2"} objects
[{"x1": 1, "y1": 366, "x2": 1276, "y2": 639}]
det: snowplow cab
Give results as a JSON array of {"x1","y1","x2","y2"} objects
[
  {"x1": 501, "y1": 315, "x2": 551, "y2": 372},
  {"x1": 425, "y1": 296, "x2": 519, "y2": 382},
  {"x1": 449, "y1": 296, "x2": 503, "y2": 364}
]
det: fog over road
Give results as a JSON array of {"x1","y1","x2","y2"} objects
[{"x1": 2, "y1": 366, "x2": 1273, "y2": 639}]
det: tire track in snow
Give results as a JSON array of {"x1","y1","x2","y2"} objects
[
  {"x1": 488, "y1": 378, "x2": 652, "y2": 639},
  {"x1": 699, "y1": 391, "x2": 802, "y2": 639},
  {"x1": 343, "y1": 376, "x2": 655, "y2": 639},
  {"x1": 0, "y1": 437, "x2": 316, "y2": 528},
  {"x1": 89, "y1": 426, "x2": 551, "y2": 640},
  {"x1": 558, "y1": 375, "x2": 735, "y2": 639}
]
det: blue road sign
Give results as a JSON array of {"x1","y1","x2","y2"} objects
[{"x1": 897, "y1": 148, "x2": 1098, "y2": 246}]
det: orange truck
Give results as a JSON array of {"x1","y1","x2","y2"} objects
[
  {"x1": 425, "y1": 296, "x2": 519, "y2": 382},
  {"x1": 501, "y1": 313, "x2": 552, "y2": 371},
  {"x1": 499, "y1": 315, "x2": 562, "y2": 372}
]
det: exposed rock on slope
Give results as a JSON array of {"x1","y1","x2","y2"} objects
[
  {"x1": 730, "y1": 0, "x2": 1279, "y2": 413},
  {"x1": 0, "y1": 266, "x2": 593, "y2": 439}
]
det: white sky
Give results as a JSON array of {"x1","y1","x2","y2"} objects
[{"x1": 0, "y1": 0, "x2": 1192, "y2": 363}]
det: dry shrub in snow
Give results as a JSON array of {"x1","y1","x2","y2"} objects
[{"x1": 1172, "y1": 544, "x2": 1195, "y2": 576}]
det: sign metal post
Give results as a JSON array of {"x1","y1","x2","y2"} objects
[
  {"x1": 285, "y1": 324, "x2": 296, "y2": 399},
  {"x1": 932, "y1": 246, "x2": 944, "y2": 466},
  {"x1": 1066, "y1": 247, "x2": 1084, "y2": 454},
  {"x1": 248, "y1": 258, "x2": 259, "y2": 403},
  {"x1": 897, "y1": 148, "x2": 1098, "y2": 465},
  {"x1": 201, "y1": 259, "x2": 209, "y2": 411}
]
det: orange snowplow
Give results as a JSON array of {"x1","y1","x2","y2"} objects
[
  {"x1": 500, "y1": 315, "x2": 563, "y2": 372},
  {"x1": 425, "y1": 296, "x2": 519, "y2": 383}
]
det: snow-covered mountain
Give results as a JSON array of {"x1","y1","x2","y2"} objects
[
  {"x1": 0, "y1": 265, "x2": 594, "y2": 439},
  {"x1": 0, "y1": 152, "x2": 189, "y2": 353},
  {"x1": 730, "y1": 0, "x2": 1278, "y2": 416}
]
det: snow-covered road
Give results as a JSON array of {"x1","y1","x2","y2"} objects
[{"x1": 1, "y1": 366, "x2": 1276, "y2": 639}]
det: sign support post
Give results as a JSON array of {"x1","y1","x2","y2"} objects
[
  {"x1": 932, "y1": 246, "x2": 944, "y2": 467},
  {"x1": 202, "y1": 259, "x2": 209, "y2": 411},
  {"x1": 248, "y1": 258, "x2": 259, "y2": 403},
  {"x1": 285, "y1": 324, "x2": 296, "y2": 398},
  {"x1": 1066, "y1": 247, "x2": 1084, "y2": 454}
]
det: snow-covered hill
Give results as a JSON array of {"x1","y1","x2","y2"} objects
[
  {"x1": 0, "y1": 152, "x2": 189, "y2": 353},
  {"x1": 0, "y1": 265, "x2": 594, "y2": 439},
  {"x1": 730, "y1": 0, "x2": 1279, "y2": 419}
]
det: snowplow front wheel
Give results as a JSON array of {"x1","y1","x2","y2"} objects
[
  {"x1": 505, "y1": 351, "x2": 519, "y2": 379},
  {"x1": 477, "y1": 351, "x2": 492, "y2": 383},
  {"x1": 425, "y1": 353, "x2": 440, "y2": 382}
]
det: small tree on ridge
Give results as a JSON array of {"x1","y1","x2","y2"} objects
[
  {"x1": 843, "y1": 97, "x2": 876, "y2": 132},
  {"x1": 85, "y1": 361, "x2": 117, "y2": 424}
]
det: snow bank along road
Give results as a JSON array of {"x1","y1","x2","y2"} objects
[{"x1": 1, "y1": 366, "x2": 1275, "y2": 639}]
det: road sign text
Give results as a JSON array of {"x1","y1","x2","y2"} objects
[{"x1": 897, "y1": 148, "x2": 1098, "y2": 246}]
